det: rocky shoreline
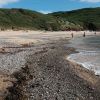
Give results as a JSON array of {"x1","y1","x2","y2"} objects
[{"x1": 4, "y1": 38, "x2": 100, "y2": 100}]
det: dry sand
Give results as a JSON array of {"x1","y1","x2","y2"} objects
[{"x1": 0, "y1": 30, "x2": 99, "y2": 46}]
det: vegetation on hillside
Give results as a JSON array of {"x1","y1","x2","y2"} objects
[
  {"x1": 0, "y1": 8, "x2": 99, "y2": 31},
  {"x1": 0, "y1": 8, "x2": 60, "y2": 31},
  {"x1": 50, "y1": 7, "x2": 100, "y2": 31}
]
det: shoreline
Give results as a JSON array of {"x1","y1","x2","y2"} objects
[
  {"x1": 67, "y1": 55, "x2": 100, "y2": 76},
  {"x1": 4, "y1": 38, "x2": 100, "y2": 100},
  {"x1": 0, "y1": 30, "x2": 99, "y2": 99},
  {"x1": 67, "y1": 35, "x2": 100, "y2": 76}
]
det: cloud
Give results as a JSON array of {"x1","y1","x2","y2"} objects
[
  {"x1": 39, "y1": 10, "x2": 52, "y2": 14},
  {"x1": 0, "y1": 0, "x2": 19, "y2": 7},
  {"x1": 79, "y1": 0, "x2": 100, "y2": 3}
]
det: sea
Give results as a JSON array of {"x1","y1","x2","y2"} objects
[{"x1": 67, "y1": 35, "x2": 100, "y2": 75}]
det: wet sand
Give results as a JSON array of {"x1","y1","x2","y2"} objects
[
  {"x1": 0, "y1": 30, "x2": 100, "y2": 100},
  {"x1": 67, "y1": 35, "x2": 100, "y2": 75}
]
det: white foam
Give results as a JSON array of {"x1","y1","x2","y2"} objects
[{"x1": 67, "y1": 51, "x2": 100, "y2": 75}]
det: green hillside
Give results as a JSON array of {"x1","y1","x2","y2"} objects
[
  {"x1": 0, "y1": 8, "x2": 60, "y2": 31},
  {"x1": 0, "y1": 8, "x2": 99, "y2": 31},
  {"x1": 50, "y1": 7, "x2": 100, "y2": 31}
]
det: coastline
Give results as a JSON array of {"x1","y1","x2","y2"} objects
[
  {"x1": 5, "y1": 38, "x2": 100, "y2": 100},
  {"x1": 67, "y1": 55, "x2": 100, "y2": 76},
  {"x1": 0, "y1": 30, "x2": 99, "y2": 99},
  {"x1": 67, "y1": 35, "x2": 100, "y2": 76}
]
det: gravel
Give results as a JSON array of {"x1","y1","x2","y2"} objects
[{"x1": 5, "y1": 39, "x2": 100, "y2": 100}]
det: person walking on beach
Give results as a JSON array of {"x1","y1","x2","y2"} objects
[
  {"x1": 71, "y1": 33, "x2": 73, "y2": 38},
  {"x1": 83, "y1": 32, "x2": 86, "y2": 37},
  {"x1": 94, "y1": 31, "x2": 96, "y2": 35}
]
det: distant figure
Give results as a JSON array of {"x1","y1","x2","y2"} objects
[
  {"x1": 94, "y1": 31, "x2": 96, "y2": 35},
  {"x1": 83, "y1": 32, "x2": 86, "y2": 37},
  {"x1": 71, "y1": 33, "x2": 73, "y2": 38},
  {"x1": 1, "y1": 28, "x2": 4, "y2": 31}
]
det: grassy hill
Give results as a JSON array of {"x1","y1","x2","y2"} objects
[
  {"x1": 0, "y1": 8, "x2": 60, "y2": 31},
  {"x1": 50, "y1": 7, "x2": 100, "y2": 31},
  {"x1": 0, "y1": 8, "x2": 99, "y2": 31}
]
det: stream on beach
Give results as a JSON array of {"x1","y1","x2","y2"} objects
[{"x1": 67, "y1": 35, "x2": 100, "y2": 75}]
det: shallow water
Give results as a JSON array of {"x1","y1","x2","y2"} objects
[{"x1": 67, "y1": 35, "x2": 100, "y2": 75}]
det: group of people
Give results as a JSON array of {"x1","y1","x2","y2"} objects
[{"x1": 71, "y1": 31, "x2": 96, "y2": 38}]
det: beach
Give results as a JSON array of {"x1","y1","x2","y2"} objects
[
  {"x1": 67, "y1": 35, "x2": 100, "y2": 75},
  {"x1": 0, "y1": 30, "x2": 100, "y2": 99}
]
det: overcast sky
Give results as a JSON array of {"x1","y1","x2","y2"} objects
[{"x1": 0, "y1": 0, "x2": 100, "y2": 13}]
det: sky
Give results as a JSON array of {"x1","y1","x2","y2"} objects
[{"x1": 0, "y1": 0, "x2": 100, "y2": 13}]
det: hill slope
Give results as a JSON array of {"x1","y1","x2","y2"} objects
[
  {"x1": 50, "y1": 7, "x2": 100, "y2": 31},
  {"x1": 0, "y1": 8, "x2": 60, "y2": 31},
  {"x1": 0, "y1": 8, "x2": 99, "y2": 31}
]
